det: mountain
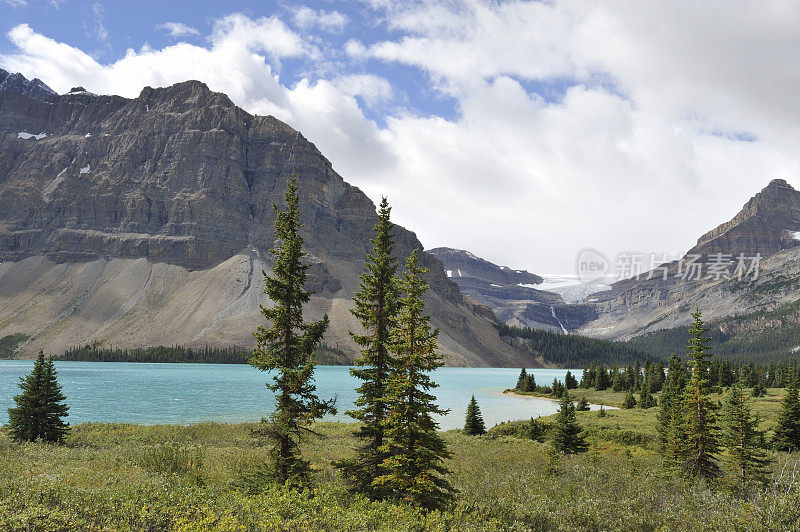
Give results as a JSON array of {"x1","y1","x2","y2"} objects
[
  {"x1": 0, "y1": 79, "x2": 531, "y2": 367},
  {"x1": 581, "y1": 179, "x2": 800, "y2": 345},
  {"x1": 0, "y1": 69, "x2": 56, "y2": 102},
  {"x1": 428, "y1": 247, "x2": 598, "y2": 333},
  {"x1": 428, "y1": 247, "x2": 543, "y2": 286},
  {"x1": 688, "y1": 179, "x2": 800, "y2": 258}
]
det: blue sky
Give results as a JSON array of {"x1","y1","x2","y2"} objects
[
  {"x1": 2, "y1": 1, "x2": 799, "y2": 273},
  {"x1": 0, "y1": 0, "x2": 460, "y2": 124}
]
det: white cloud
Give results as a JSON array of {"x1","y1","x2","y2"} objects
[
  {"x1": 3, "y1": 3, "x2": 800, "y2": 274},
  {"x1": 91, "y1": 2, "x2": 108, "y2": 42},
  {"x1": 331, "y1": 74, "x2": 393, "y2": 108},
  {"x1": 6, "y1": 0, "x2": 27, "y2": 7},
  {"x1": 157, "y1": 22, "x2": 200, "y2": 38},
  {"x1": 292, "y1": 6, "x2": 349, "y2": 33}
]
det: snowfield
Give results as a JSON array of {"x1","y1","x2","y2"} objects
[
  {"x1": 527, "y1": 274, "x2": 614, "y2": 304},
  {"x1": 18, "y1": 132, "x2": 46, "y2": 140}
]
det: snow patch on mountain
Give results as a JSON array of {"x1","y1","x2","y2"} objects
[
  {"x1": 530, "y1": 274, "x2": 613, "y2": 304},
  {"x1": 18, "y1": 132, "x2": 46, "y2": 140}
]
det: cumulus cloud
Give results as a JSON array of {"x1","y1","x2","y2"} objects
[
  {"x1": 157, "y1": 22, "x2": 200, "y2": 38},
  {"x1": 0, "y1": 17, "x2": 393, "y2": 194},
  {"x1": 292, "y1": 6, "x2": 348, "y2": 33},
  {"x1": 332, "y1": 74, "x2": 393, "y2": 108},
  {"x1": 2, "y1": 2, "x2": 800, "y2": 273}
]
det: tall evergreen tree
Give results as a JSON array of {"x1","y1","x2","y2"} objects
[
  {"x1": 721, "y1": 377, "x2": 771, "y2": 490},
  {"x1": 250, "y1": 174, "x2": 336, "y2": 487},
  {"x1": 682, "y1": 311, "x2": 720, "y2": 480},
  {"x1": 552, "y1": 391, "x2": 588, "y2": 454},
  {"x1": 658, "y1": 354, "x2": 692, "y2": 470},
  {"x1": 375, "y1": 250, "x2": 455, "y2": 510},
  {"x1": 639, "y1": 379, "x2": 656, "y2": 409},
  {"x1": 623, "y1": 389, "x2": 637, "y2": 409},
  {"x1": 463, "y1": 395, "x2": 486, "y2": 436},
  {"x1": 335, "y1": 197, "x2": 400, "y2": 498},
  {"x1": 516, "y1": 368, "x2": 528, "y2": 390},
  {"x1": 773, "y1": 377, "x2": 800, "y2": 452},
  {"x1": 7, "y1": 351, "x2": 69, "y2": 443},
  {"x1": 594, "y1": 367, "x2": 611, "y2": 390},
  {"x1": 524, "y1": 374, "x2": 537, "y2": 392}
]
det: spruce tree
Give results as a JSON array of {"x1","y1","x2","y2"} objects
[
  {"x1": 516, "y1": 368, "x2": 528, "y2": 390},
  {"x1": 639, "y1": 380, "x2": 656, "y2": 409},
  {"x1": 552, "y1": 391, "x2": 588, "y2": 454},
  {"x1": 659, "y1": 355, "x2": 690, "y2": 471},
  {"x1": 463, "y1": 395, "x2": 486, "y2": 436},
  {"x1": 375, "y1": 250, "x2": 455, "y2": 510},
  {"x1": 250, "y1": 174, "x2": 336, "y2": 487},
  {"x1": 682, "y1": 311, "x2": 720, "y2": 480},
  {"x1": 335, "y1": 197, "x2": 400, "y2": 497},
  {"x1": 528, "y1": 416, "x2": 545, "y2": 441},
  {"x1": 722, "y1": 377, "x2": 771, "y2": 490},
  {"x1": 657, "y1": 354, "x2": 688, "y2": 453},
  {"x1": 7, "y1": 351, "x2": 69, "y2": 443},
  {"x1": 773, "y1": 378, "x2": 800, "y2": 452},
  {"x1": 576, "y1": 396, "x2": 590, "y2": 411},
  {"x1": 623, "y1": 389, "x2": 637, "y2": 409},
  {"x1": 594, "y1": 367, "x2": 611, "y2": 390}
]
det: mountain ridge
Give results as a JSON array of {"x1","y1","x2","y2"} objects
[
  {"x1": 0, "y1": 68, "x2": 55, "y2": 102},
  {"x1": 0, "y1": 75, "x2": 531, "y2": 367},
  {"x1": 581, "y1": 178, "x2": 800, "y2": 342}
]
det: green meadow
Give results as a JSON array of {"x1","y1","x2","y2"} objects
[{"x1": 2, "y1": 387, "x2": 798, "y2": 531}]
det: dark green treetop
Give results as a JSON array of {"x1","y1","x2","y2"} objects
[
  {"x1": 335, "y1": 197, "x2": 401, "y2": 498},
  {"x1": 552, "y1": 390, "x2": 588, "y2": 454},
  {"x1": 8, "y1": 351, "x2": 69, "y2": 443},
  {"x1": 250, "y1": 173, "x2": 335, "y2": 487},
  {"x1": 374, "y1": 250, "x2": 455, "y2": 511},
  {"x1": 464, "y1": 395, "x2": 486, "y2": 436},
  {"x1": 682, "y1": 311, "x2": 720, "y2": 480}
]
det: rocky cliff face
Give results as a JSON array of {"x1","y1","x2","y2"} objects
[
  {"x1": 0, "y1": 78, "x2": 530, "y2": 367},
  {"x1": 0, "y1": 69, "x2": 55, "y2": 102},
  {"x1": 689, "y1": 179, "x2": 800, "y2": 257},
  {"x1": 428, "y1": 247, "x2": 597, "y2": 332},
  {"x1": 581, "y1": 179, "x2": 800, "y2": 339}
]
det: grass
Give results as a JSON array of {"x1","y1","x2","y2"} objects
[{"x1": 1, "y1": 387, "x2": 799, "y2": 531}]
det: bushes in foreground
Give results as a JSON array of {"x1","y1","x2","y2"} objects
[{"x1": 1, "y1": 422, "x2": 800, "y2": 531}]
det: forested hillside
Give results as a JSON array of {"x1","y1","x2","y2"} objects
[
  {"x1": 496, "y1": 324, "x2": 655, "y2": 367},
  {"x1": 626, "y1": 300, "x2": 800, "y2": 363}
]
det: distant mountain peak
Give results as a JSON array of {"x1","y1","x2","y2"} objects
[
  {"x1": 0, "y1": 68, "x2": 56, "y2": 101},
  {"x1": 689, "y1": 178, "x2": 800, "y2": 257},
  {"x1": 428, "y1": 247, "x2": 543, "y2": 285}
]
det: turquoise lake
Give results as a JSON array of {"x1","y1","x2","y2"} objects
[{"x1": 0, "y1": 362, "x2": 585, "y2": 431}]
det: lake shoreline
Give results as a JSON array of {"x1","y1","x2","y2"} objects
[
  {"x1": 503, "y1": 390, "x2": 619, "y2": 409},
  {"x1": 1, "y1": 362, "x2": 579, "y2": 429}
]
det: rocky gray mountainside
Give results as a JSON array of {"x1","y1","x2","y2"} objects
[
  {"x1": 0, "y1": 76, "x2": 530, "y2": 367},
  {"x1": 689, "y1": 178, "x2": 800, "y2": 257},
  {"x1": 0, "y1": 69, "x2": 55, "y2": 102},
  {"x1": 428, "y1": 247, "x2": 597, "y2": 333},
  {"x1": 581, "y1": 179, "x2": 800, "y2": 340}
]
